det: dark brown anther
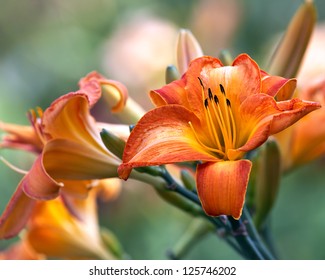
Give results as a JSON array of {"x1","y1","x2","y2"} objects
[
  {"x1": 226, "y1": 98, "x2": 231, "y2": 107},
  {"x1": 198, "y1": 77, "x2": 204, "y2": 88},
  {"x1": 219, "y1": 84, "x2": 225, "y2": 95},
  {"x1": 214, "y1": 95, "x2": 219, "y2": 104},
  {"x1": 204, "y1": 98, "x2": 209, "y2": 108},
  {"x1": 208, "y1": 88, "x2": 213, "y2": 100}
]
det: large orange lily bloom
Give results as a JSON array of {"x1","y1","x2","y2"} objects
[{"x1": 118, "y1": 54, "x2": 320, "y2": 219}]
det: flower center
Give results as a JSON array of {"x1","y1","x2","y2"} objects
[{"x1": 189, "y1": 78, "x2": 237, "y2": 159}]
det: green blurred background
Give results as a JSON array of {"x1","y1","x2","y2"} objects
[{"x1": 0, "y1": 0, "x2": 325, "y2": 259}]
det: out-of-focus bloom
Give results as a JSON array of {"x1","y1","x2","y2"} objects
[
  {"x1": 273, "y1": 22, "x2": 325, "y2": 172},
  {"x1": 102, "y1": 14, "x2": 178, "y2": 110},
  {"x1": 190, "y1": 0, "x2": 242, "y2": 57},
  {"x1": 275, "y1": 77, "x2": 325, "y2": 172},
  {"x1": 25, "y1": 187, "x2": 116, "y2": 260},
  {"x1": 0, "y1": 72, "x2": 127, "y2": 238},
  {"x1": 118, "y1": 54, "x2": 320, "y2": 219},
  {"x1": 0, "y1": 180, "x2": 121, "y2": 260}
]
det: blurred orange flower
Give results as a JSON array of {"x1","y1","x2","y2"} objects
[{"x1": 0, "y1": 72, "x2": 127, "y2": 239}]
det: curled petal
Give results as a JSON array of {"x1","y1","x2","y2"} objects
[
  {"x1": 196, "y1": 160, "x2": 252, "y2": 219},
  {"x1": 261, "y1": 70, "x2": 297, "y2": 100},
  {"x1": 118, "y1": 105, "x2": 217, "y2": 180},
  {"x1": 0, "y1": 185, "x2": 36, "y2": 239},
  {"x1": 269, "y1": 98, "x2": 321, "y2": 134},
  {"x1": 79, "y1": 71, "x2": 128, "y2": 113},
  {"x1": 149, "y1": 79, "x2": 189, "y2": 108}
]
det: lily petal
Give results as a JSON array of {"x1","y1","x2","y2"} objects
[
  {"x1": 149, "y1": 79, "x2": 189, "y2": 108},
  {"x1": 40, "y1": 93, "x2": 121, "y2": 181},
  {"x1": 22, "y1": 155, "x2": 63, "y2": 200},
  {"x1": 261, "y1": 70, "x2": 297, "y2": 100},
  {"x1": 118, "y1": 105, "x2": 217, "y2": 180},
  {"x1": 0, "y1": 121, "x2": 43, "y2": 153},
  {"x1": 196, "y1": 160, "x2": 252, "y2": 219},
  {"x1": 234, "y1": 94, "x2": 321, "y2": 155},
  {"x1": 43, "y1": 139, "x2": 120, "y2": 180},
  {"x1": 0, "y1": 184, "x2": 36, "y2": 239}
]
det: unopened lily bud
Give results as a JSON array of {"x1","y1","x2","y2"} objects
[
  {"x1": 253, "y1": 138, "x2": 281, "y2": 229},
  {"x1": 100, "y1": 228, "x2": 126, "y2": 259},
  {"x1": 219, "y1": 49, "x2": 233, "y2": 66},
  {"x1": 168, "y1": 218, "x2": 214, "y2": 259},
  {"x1": 180, "y1": 169, "x2": 196, "y2": 191},
  {"x1": 165, "y1": 65, "x2": 180, "y2": 83},
  {"x1": 267, "y1": 0, "x2": 316, "y2": 78},
  {"x1": 177, "y1": 29, "x2": 203, "y2": 75},
  {"x1": 100, "y1": 129, "x2": 125, "y2": 159},
  {"x1": 101, "y1": 83, "x2": 146, "y2": 124}
]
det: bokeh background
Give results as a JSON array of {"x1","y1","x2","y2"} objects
[{"x1": 1, "y1": 0, "x2": 325, "y2": 259}]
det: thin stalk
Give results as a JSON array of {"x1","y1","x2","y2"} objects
[
  {"x1": 242, "y1": 207, "x2": 275, "y2": 260},
  {"x1": 228, "y1": 218, "x2": 265, "y2": 260}
]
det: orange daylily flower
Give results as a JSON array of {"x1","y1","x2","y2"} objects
[
  {"x1": 25, "y1": 187, "x2": 116, "y2": 260},
  {"x1": 0, "y1": 72, "x2": 128, "y2": 238},
  {"x1": 0, "y1": 181, "x2": 120, "y2": 260},
  {"x1": 118, "y1": 54, "x2": 320, "y2": 219}
]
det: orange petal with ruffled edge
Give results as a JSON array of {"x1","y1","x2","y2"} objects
[
  {"x1": 0, "y1": 185, "x2": 36, "y2": 239},
  {"x1": 196, "y1": 160, "x2": 252, "y2": 219},
  {"x1": 118, "y1": 105, "x2": 217, "y2": 180},
  {"x1": 230, "y1": 94, "x2": 321, "y2": 158}
]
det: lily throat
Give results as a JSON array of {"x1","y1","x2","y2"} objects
[{"x1": 189, "y1": 78, "x2": 237, "y2": 159}]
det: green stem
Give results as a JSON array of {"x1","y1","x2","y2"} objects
[
  {"x1": 228, "y1": 218, "x2": 265, "y2": 260},
  {"x1": 242, "y1": 207, "x2": 275, "y2": 260}
]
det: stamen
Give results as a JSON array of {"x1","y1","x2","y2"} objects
[
  {"x1": 226, "y1": 98, "x2": 231, "y2": 107},
  {"x1": 198, "y1": 77, "x2": 204, "y2": 88},
  {"x1": 219, "y1": 84, "x2": 226, "y2": 95},
  {"x1": 188, "y1": 122, "x2": 225, "y2": 157},
  {"x1": 228, "y1": 106, "x2": 237, "y2": 147},
  {"x1": 204, "y1": 98, "x2": 209, "y2": 108},
  {"x1": 206, "y1": 106, "x2": 223, "y2": 151},
  {"x1": 208, "y1": 88, "x2": 213, "y2": 100},
  {"x1": 0, "y1": 156, "x2": 28, "y2": 175},
  {"x1": 214, "y1": 95, "x2": 219, "y2": 104}
]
